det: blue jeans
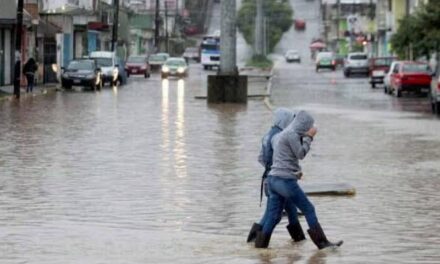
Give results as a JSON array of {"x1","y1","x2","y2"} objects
[
  {"x1": 259, "y1": 176, "x2": 299, "y2": 226},
  {"x1": 262, "y1": 176, "x2": 318, "y2": 235}
]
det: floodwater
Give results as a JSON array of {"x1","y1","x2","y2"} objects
[{"x1": 1, "y1": 0, "x2": 440, "y2": 263}]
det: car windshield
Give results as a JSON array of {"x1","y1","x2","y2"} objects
[
  {"x1": 67, "y1": 60, "x2": 94, "y2": 70},
  {"x1": 127, "y1": 56, "x2": 145, "y2": 63},
  {"x1": 373, "y1": 58, "x2": 394, "y2": 66},
  {"x1": 166, "y1": 60, "x2": 186, "y2": 67},
  {"x1": 149, "y1": 55, "x2": 168, "y2": 62},
  {"x1": 350, "y1": 54, "x2": 368, "y2": 60},
  {"x1": 402, "y1": 64, "x2": 430, "y2": 73},
  {"x1": 94, "y1": 58, "x2": 112, "y2": 67}
]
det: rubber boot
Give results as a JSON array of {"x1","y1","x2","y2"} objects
[
  {"x1": 286, "y1": 222, "x2": 306, "y2": 242},
  {"x1": 307, "y1": 224, "x2": 343, "y2": 250},
  {"x1": 255, "y1": 231, "x2": 272, "y2": 248},
  {"x1": 246, "y1": 223, "x2": 262, "y2": 243}
]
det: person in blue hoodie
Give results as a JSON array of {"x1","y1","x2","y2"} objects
[
  {"x1": 247, "y1": 108, "x2": 306, "y2": 244},
  {"x1": 255, "y1": 110, "x2": 343, "y2": 250}
]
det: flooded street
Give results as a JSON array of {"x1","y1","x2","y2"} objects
[{"x1": 1, "y1": 0, "x2": 440, "y2": 263}]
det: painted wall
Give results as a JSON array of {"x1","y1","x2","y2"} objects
[{"x1": 391, "y1": 0, "x2": 406, "y2": 32}]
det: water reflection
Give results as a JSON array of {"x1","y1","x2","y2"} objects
[
  {"x1": 175, "y1": 79, "x2": 186, "y2": 178},
  {"x1": 161, "y1": 79, "x2": 170, "y2": 155}
]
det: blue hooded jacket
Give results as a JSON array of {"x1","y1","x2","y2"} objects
[{"x1": 258, "y1": 108, "x2": 296, "y2": 173}]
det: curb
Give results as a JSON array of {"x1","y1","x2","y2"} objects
[{"x1": 0, "y1": 85, "x2": 59, "y2": 102}]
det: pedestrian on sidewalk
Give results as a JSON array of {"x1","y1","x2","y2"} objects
[
  {"x1": 247, "y1": 108, "x2": 306, "y2": 244},
  {"x1": 255, "y1": 110, "x2": 343, "y2": 250},
  {"x1": 23, "y1": 58, "x2": 38, "y2": 93}
]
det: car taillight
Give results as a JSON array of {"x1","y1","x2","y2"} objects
[
  {"x1": 332, "y1": 60, "x2": 336, "y2": 65},
  {"x1": 437, "y1": 81, "x2": 440, "y2": 91}
]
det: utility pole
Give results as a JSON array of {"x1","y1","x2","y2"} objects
[
  {"x1": 336, "y1": 0, "x2": 341, "y2": 53},
  {"x1": 111, "y1": 0, "x2": 120, "y2": 52},
  {"x1": 220, "y1": 0, "x2": 237, "y2": 74},
  {"x1": 254, "y1": 0, "x2": 264, "y2": 56},
  {"x1": 165, "y1": 1, "x2": 169, "y2": 53},
  {"x1": 13, "y1": 0, "x2": 24, "y2": 99},
  {"x1": 155, "y1": 0, "x2": 160, "y2": 50}
]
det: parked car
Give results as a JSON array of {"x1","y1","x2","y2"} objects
[
  {"x1": 125, "y1": 55, "x2": 150, "y2": 78},
  {"x1": 343, "y1": 52, "x2": 369, "y2": 77},
  {"x1": 183, "y1": 47, "x2": 200, "y2": 63},
  {"x1": 161, "y1": 57, "x2": 188, "y2": 79},
  {"x1": 430, "y1": 72, "x2": 440, "y2": 115},
  {"x1": 369, "y1": 56, "x2": 396, "y2": 88},
  {"x1": 61, "y1": 59, "x2": 102, "y2": 91},
  {"x1": 90, "y1": 51, "x2": 121, "y2": 86},
  {"x1": 149, "y1": 53, "x2": 170, "y2": 71},
  {"x1": 285, "y1": 50, "x2": 301, "y2": 63},
  {"x1": 387, "y1": 61, "x2": 432, "y2": 97},
  {"x1": 315, "y1": 52, "x2": 335, "y2": 72},
  {"x1": 294, "y1": 19, "x2": 306, "y2": 31}
]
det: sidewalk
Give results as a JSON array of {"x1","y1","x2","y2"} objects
[{"x1": 0, "y1": 83, "x2": 59, "y2": 101}]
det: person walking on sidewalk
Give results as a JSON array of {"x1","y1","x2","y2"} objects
[
  {"x1": 255, "y1": 110, "x2": 343, "y2": 250},
  {"x1": 247, "y1": 108, "x2": 306, "y2": 244},
  {"x1": 23, "y1": 58, "x2": 38, "y2": 93}
]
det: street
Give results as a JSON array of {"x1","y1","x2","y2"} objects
[{"x1": 1, "y1": 0, "x2": 440, "y2": 263}]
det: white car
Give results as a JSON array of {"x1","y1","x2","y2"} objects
[
  {"x1": 383, "y1": 61, "x2": 399, "y2": 94},
  {"x1": 90, "y1": 51, "x2": 120, "y2": 86},
  {"x1": 343, "y1": 52, "x2": 369, "y2": 77},
  {"x1": 285, "y1": 50, "x2": 301, "y2": 63}
]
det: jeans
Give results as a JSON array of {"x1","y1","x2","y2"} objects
[
  {"x1": 26, "y1": 74, "x2": 34, "y2": 93},
  {"x1": 262, "y1": 176, "x2": 318, "y2": 235},
  {"x1": 258, "y1": 176, "x2": 300, "y2": 227}
]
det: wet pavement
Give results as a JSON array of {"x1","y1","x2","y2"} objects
[{"x1": 2, "y1": 0, "x2": 440, "y2": 263}]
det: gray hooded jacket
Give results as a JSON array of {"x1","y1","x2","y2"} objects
[
  {"x1": 269, "y1": 110, "x2": 315, "y2": 179},
  {"x1": 258, "y1": 108, "x2": 296, "y2": 166}
]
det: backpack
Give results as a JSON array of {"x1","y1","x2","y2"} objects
[{"x1": 259, "y1": 125, "x2": 282, "y2": 205}]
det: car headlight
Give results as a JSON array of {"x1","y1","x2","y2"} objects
[
  {"x1": 177, "y1": 67, "x2": 185, "y2": 73},
  {"x1": 141, "y1": 65, "x2": 147, "y2": 70},
  {"x1": 62, "y1": 73, "x2": 69, "y2": 78},
  {"x1": 162, "y1": 66, "x2": 169, "y2": 73}
]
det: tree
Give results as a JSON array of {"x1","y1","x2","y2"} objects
[
  {"x1": 237, "y1": 0, "x2": 293, "y2": 53},
  {"x1": 390, "y1": 0, "x2": 440, "y2": 61}
]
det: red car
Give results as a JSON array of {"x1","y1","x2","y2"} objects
[
  {"x1": 125, "y1": 55, "x2": 150, "y2": 78},
  {"x1": 368, "y1": 56, "x2": 396, "y2": 88},
  {"x1": 389, "y1": 61, "x2": 432, "y2": 97},
  {"x1": 294, "y1": 19, "x2": 306, "y2": 30}
]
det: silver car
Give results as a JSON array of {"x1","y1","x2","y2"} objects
[{"x1": 343, "y1": 52, "x2": 369, "y2": 77}]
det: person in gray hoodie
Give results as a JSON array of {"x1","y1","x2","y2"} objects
[
  {"x1": 255, "y1": 110, "x2": 343, "y2": 250},
  {"x1": 246, "y1": 108, "x2": 306, "y2": 243}
]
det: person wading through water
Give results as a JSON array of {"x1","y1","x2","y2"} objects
[
  {"x1": 23, "y1": 58, "x2": 38, "y2": 93},
  {"x1": 255, "y1": 110, "x2": 343, "y2": 250},
  {"x1": 247, "y1": 108, "x2": 306, "y2": 244}
]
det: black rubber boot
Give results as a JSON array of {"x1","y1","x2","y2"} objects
[
  {"x1": 286, "y1": 222, "x2": 306, "y2": 242},
  {"x1": 246, "y1": 223, "x2": 262, "y2": 243},
  {"x1": 307, "y1": 224, "x2": 343, "y2": 250},
  {"x1": 255, "y1": 231, "x2": 272, "y2": 248}
]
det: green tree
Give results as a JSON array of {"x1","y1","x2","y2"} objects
[
  {"x1": 237, "y1": 0, "x2": 293, "y2": 53},
  {"x1": 390, "y1": 0, "x2": 440, "y2": 61}
]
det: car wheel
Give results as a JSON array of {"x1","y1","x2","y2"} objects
[
  {"x1": 127, "y1": 72, "x2": 130, "y2": 78},
  {"x1": 384, "y1": 85, "x2": 388, "y2": 94},
  {"x1": 161, "y1": 74, "x2": 168, "y2": 79},
  {"x1": 345, "y1": 71, "x2": 350, "y2": 78},
  {"x1": 371, "y1": 83, "x2": 376, "y2": 88},
  {"x1": 434, "y1": 102, "x2": 440, "y2": 115},
  {"x1": 395, "y1": 87, "x2": 402, "y2": 97}
]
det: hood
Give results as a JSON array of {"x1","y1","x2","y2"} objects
[
  {"x1": 273, "y1": 108, "x2": 296, "y2": 129},
  {"x1": 288, "y1": 110, "x2": 314, "y2": 135}
]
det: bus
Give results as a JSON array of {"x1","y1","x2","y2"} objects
[{"x1": 200, "y1": 35, "x2": 220, "y2": 70}]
